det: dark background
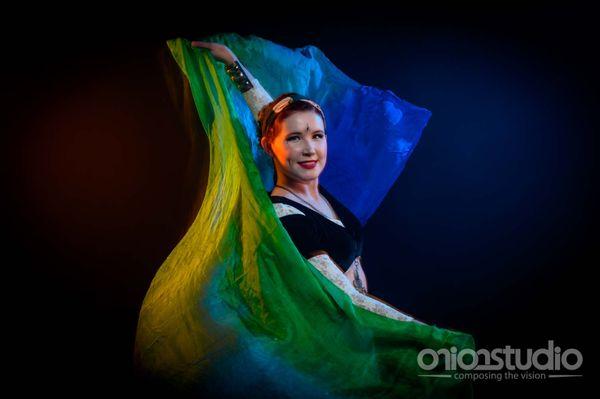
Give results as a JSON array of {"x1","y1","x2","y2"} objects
[{"x1": 4, "y1": 4, "x2": 595, "y2": 398}]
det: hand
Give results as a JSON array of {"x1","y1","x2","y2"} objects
[
  {"x1": 191, "y1": 41, "x2": 238, "y2": 65},
  {"x1": 345, "y1": 257, "x2": 368, "y2": 294}
]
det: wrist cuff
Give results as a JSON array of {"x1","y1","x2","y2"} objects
[{"x1": 225, "y1": 60, "x2": 254, "y2": 93}]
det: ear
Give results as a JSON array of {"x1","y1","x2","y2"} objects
[{"x1": 260, "y1": 137, "x2": 273, "y2": 157}]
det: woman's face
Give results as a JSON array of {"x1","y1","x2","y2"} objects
[{"x1": 262, "y1": 110, "x2": 327, "y2": 183}]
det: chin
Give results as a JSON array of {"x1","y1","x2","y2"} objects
[
  {"x1": 292, "y1": 170, "x2": 320, "y2": 182},
  {"x1": 303, "y1": 171, "x2": 322, "y2": 181}
]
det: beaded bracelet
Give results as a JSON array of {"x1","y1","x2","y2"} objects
[{"x1": 225, "y1": 60, "x2": 254, "y2": 93}]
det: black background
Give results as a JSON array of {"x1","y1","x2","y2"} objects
[{"x1": 3, "y1": 4, "x2": 596, "y2": 398}]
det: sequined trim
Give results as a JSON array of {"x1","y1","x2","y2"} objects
[
  {"x1": 308, "y1": 254, "x2": 418, "y2": 323},
  {"x1": 242, "y1": 77, "x2": 274, "y2": 122},
  {"x1": 273, "y1": 201, "x2": 345, "y2": 227},
  {"x1": 273, "y1": 203, "x2": 305, "y2": 218}
]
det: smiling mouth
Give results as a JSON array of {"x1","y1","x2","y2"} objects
[{"x1": 298, "y1": 160, "x2": 318, "y2": 169}]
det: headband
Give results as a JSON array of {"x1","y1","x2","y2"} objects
[{"x1": 259, "y1": 93, "x2": 326, "y2": 138}]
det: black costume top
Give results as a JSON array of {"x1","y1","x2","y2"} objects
[{"x1": 269, "y1": 185, "x2": 364, "y2": 272}]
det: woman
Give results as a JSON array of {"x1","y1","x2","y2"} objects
[
  {"x1": 135, "y1": 35, "x2": 473, "y2": 398},
  {"x1": 192, "y1": 41, "x2": 418, "y2": 319}
]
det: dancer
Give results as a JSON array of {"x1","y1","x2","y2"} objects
[{"x1": 135, "y1": 34, "x2": 474, "y2": 398}]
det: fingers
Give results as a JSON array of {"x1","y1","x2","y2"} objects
[{"x1": 191, "y1": 41, "x2": 213, "y2": 49}]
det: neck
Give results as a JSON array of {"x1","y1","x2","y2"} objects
[{"x1": 276, "y1": 173, "x2": 320, "y2": 201}]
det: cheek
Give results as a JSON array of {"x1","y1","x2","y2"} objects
[
  {"x1": 271, "y1": 141, "x2": 294, "y2": 164},
  {"x1": 317, "y1": 141, "x2": 327, "y2": 158}
]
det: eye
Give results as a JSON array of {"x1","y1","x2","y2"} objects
[
  {"x1": 314, "y1": 133, "x2": 325, "y2": 139},
  {"x1": 286, "y1": 135, "x2": 301, "y2": 142}
]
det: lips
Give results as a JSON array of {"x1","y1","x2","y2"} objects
[{"x1": 298, "y1": 160, "x2": 318, "y2": 169}]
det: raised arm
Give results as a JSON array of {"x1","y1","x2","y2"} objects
[{"x1": 191, "y1": 41, "x2": 273, "y2": 121}]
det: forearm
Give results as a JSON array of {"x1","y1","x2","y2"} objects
[
  {"x1": 310, "y1": 253, "x2": 416, "y2": 323},
  {"x1": 191, "y1": 41, "x2": 273, "y2": 119}
]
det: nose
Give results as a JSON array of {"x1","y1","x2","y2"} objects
[{"x1": 302, "y1": 139, "x2": 316, "y2": 156}]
